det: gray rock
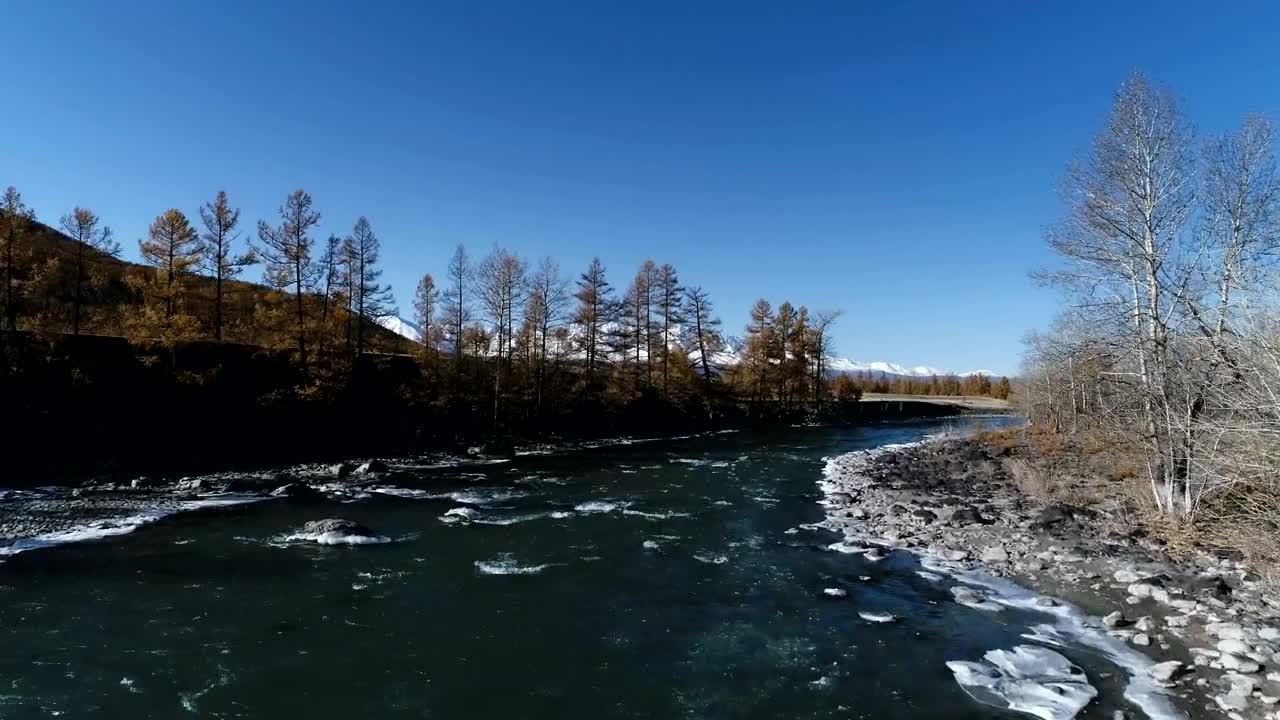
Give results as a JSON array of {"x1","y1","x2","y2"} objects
[
  {"x1": 1219, "y1": 638, "x2": 1253, "y2": 656},
  {"x1": 1259, "y1": 627, "x2": 1280, "y2": 642},
  {"x1": 941, "y1": 549, "x2": 970, "y2": 562},
  {"x1": 298, "y1": 518, "x2": 376, "y2": 537},
  {"x1": 330, "y1": 462, "x2": 356, "y2": 478},
  {"x1": 1132, "y1": 633, "x2": 1151, "y2": 646},
  {"x1": 270, "y1": 482, "x2": 322, "y2": 501},
  {"x1": 1114, "y1": 569, "x2": 1145, "y2": 584},
  {"x1": 1134, "y1": 616, "x2": 1155, "y2": 633},
  {"x1": 1220, "y1": 653, "x2": 1261, "y2": 674},
  {"x1": 1147, "y1": 660, "x2": 1184, "y2": 682},
  {"x1": 1103, "y1": 611, "x2": 1126, "y2": 629},
  {"x1": 981, "y1": 546, "x2": 1010, "y2": 563},
  {"x1": 1035, "y1": 596, "x2": 1059, "y2": 607},
  {"x1": 1165, "y1": 614, "x2": 1191, "y2": 628},
  {"x1": 354, "y1": 460, "x2": 389, "y2": 475},
  {"x1": 175, "y1": 478, "x2": 211, "y2": 493},
  {"x1": 1128, "y1": 582, "x2": 1156, "y2": 599}
]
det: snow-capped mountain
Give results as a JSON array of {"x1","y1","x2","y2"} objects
[
  {"x1": 374, "y1": 314, "x2": 998, "y2": 378},
  {"x1": 825, "y1": 359, "x2": 994, "y2": 378},
  {"x1": 377, "y1": 315, "x2": 423, "y2": 342}
]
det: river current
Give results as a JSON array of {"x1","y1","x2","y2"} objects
[{"x1": 1, "y1": 416, "x2": 1159, "y2": 719}]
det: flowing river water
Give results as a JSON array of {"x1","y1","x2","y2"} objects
[{"x1": 1, "y1": 416, "x2": 1162, "y2": 720}]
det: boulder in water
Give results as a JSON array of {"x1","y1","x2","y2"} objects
[
  {"x1": 946, "y1": 645, "x2": 1097, "y2": 720},
  {"x1": 441, "y1": 507, "x2": 480, "y2": 524},
  {"x1": 858, "y1": 611, "x2": 897, "y2": 623},
  {"x1": 354, "y1": 460, "x2": 389, "y2": 475},
  {"x1": 330, "y1": 462, "x2": 356, "y2": 479},
  {"x1": 270, "y1": 482, "x2": 322, "y2": 501},
  {"x1": 290, "y1": 518, "x2": 388, "y2": 545}
]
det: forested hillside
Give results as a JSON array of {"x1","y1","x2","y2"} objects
[{"x1": 1, "y1": 186, "x2": 992, "y2": 478}]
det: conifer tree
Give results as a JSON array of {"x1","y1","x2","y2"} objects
[
  {"x1": 316, "y1": 234, "x2": 344, "y2": 351},
  {"x1": 198, "y1": 190, "x2": 254, "y2": 341},
  {"x1": 442, "y1": 244, "x2": 471, "y2": 367},
  {"x1": 58, "y1": 206, "x2": 120, "y2": 335},
  {"x1": 255, "y1": 190, "x2": 320, "y2": 363},
  {"x1": 684, "y1": 285, "x2": 721, "y2": 397},
  {"x1": 574, "y1": 257, "x2": 615, "y2": 402},
  {"x1": 1, "y1": 187, "x2": 34, "y2": 335},
  {"x1": 655, "y1": 263, "x2": 681, "y2": 397},
  {"x1": 130, "y1": 208, "x2": 203, "y2": 348},
  {"x1": 744, "y1": 299, "x2": 775, "y2": 404},
  {"x1": 139, "y1": 209, "x2": 201, "y2": 318},
  {"x1": 414, "y1": 273, "x2": 439, "y2": 356},
  {"x1": 346, "y1": 216, "x2": 393, "y2": 357}
]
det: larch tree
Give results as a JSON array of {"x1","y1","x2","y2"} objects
[
  {"x1": 132, "y1": 208, "x2": 203, "y2": 347},
  {"x1": 413, "y1": 272, "x2": 439, "y2": 357},
  {"x1": 442, "y1": 244, "x2": 472, "y2": 371},
  {"x1": 345, "y1": 217, "x2": 394, "y2": 357},
  {"x1": 526, "y1": 257, "x2": 569, "y2": 414},
  {"x1": 744, "y1": 298, "x2": 775, "y2": 404},
  {"x1": 1, "y1": 187, "x2": 34, "y2": 335},
  {"x1": 775, "y1": 301, "x2": 796, "y2": 408},
  {"x1": 138, "y1": 208, "x2": 202, "y2": 319},
  {"x1": 573, "y1": 257, "x2": 615, "y2": 402},
  {"x1": 655, "y1": 263, "x2": 681, "y2": 398},
  {"x1": 255, "y1": 189, "x2": 321, "y2": 363},
  {"x1": 317, "y1": 234, "x2": 344, "y2": 351},
  {"x1": 810, "y1": 310, "x2": 843, "y2": 409},
  {"x1": 58, "y1": 206, "x2": 120, "y2": 335},
  {"x1": 198, "y1": 190, "x2": 254, "y2": 341},
  {"x1": 683, "y1": 285, "x2": 721, "y2": 398}
]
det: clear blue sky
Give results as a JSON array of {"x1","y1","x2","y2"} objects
[{"x1": 5, "y1": 1, "x2": 1280, "y2": 375}]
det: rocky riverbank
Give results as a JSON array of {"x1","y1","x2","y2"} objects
[{"x1": 815, "y1": 435, "x2": 1280, "y2": 720}]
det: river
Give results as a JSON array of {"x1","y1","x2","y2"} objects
[{"x1": 1, "y1": 416, "x2": 1157, "y2": 719}]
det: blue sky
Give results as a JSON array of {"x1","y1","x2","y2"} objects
[{"x1": 5, "y1": 2, "x2": 1280, "y2": 375}]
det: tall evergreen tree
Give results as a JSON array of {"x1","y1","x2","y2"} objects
[
  {"x1": 442, "y1": 244, "x2": 471, "y2": 368},
  {"x1": 198, "y1": 190, "x2": 254, "y2": 341},
  {"x1": 255, "y1": 190, "x2": 320, "y2": 363},
  {"x1": 138, "y1": 209, "x2": 201, "y2": 319},
  {"x1": 58, "y1": 206, "x2": 120, "y2": 335},
  {"x1": 1, "y1": 187, "x2": 34, "y2": 335},
  {"x1": 744, "y1": 298, "x2": 775, "y2": 404},
  {"x1": 413, "y1": 273, "x2": 439, "y2": 356},
  {"x1": 655, "y1": 263, "x2": 681, "y2": 398},
  {"x1": 684, "y1": 285, "x2": 721, "y2": 398},
  {"x1": 573, "y1": 257, "x2": 615, "y2": 402},
  {"x1": 346, "y1": 216, "x2": 394, "y2": 357}
]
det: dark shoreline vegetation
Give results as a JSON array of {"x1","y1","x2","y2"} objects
[{"x1": 0, "y1": 187, "x2": 1008, "y2": 484}]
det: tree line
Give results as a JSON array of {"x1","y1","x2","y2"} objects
[
  {"x1": 837, "y1": 371, "x2": 1010, "y2": 399},
  {"x1": 1025, "y1": 70, "x2": 1280, "y2": 544},
  {"x1": 0, "y1": 184, "x2": 865, "y2": 438}
]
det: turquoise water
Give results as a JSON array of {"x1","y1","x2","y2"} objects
[{"x1": 1, "y1": 417, "x2": 1145, "y2": 719}]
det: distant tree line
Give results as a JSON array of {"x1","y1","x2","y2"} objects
[
  {"x1": 0, "y1": 184, "x2": 872, "y2": 445},
  {"x1": 838, "y1": 371, "x2": 1010, "y2": 399}
]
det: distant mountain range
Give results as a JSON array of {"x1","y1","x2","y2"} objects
[
  {"x1": 825, "y1": 358, "x2": 995, "y2": 378},
  {"x1": 377, "y1": 315, "x2": 998, "y2": 378}
]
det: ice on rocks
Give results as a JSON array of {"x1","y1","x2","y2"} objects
[{"x1": 946, "y1": 645, "x2": 1098, "y2": 720}]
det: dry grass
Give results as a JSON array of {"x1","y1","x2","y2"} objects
[{"x1": 972, "y1": 426, "x2": 1022, "y2": 450}]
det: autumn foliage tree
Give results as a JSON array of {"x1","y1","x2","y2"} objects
[
  {"x1": 199, "y1": 190, "x2": 254, "y2": 342},
  {"x1": 128, "y1": 208, "x2": 203, "y2": 348},
  {"x1": 255, "y1": 190, "x2": 320, "y2": 362},
  {"x1": 57, "y1": 207, "x2": 120, "y2": 335}
]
